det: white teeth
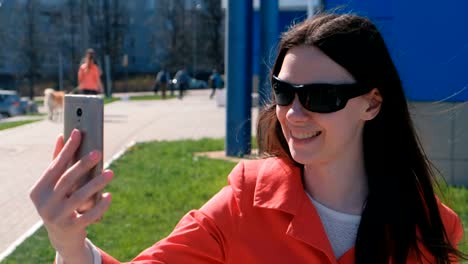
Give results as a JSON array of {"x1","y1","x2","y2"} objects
[{"x1": 292, "y1": 131, "x2": 321, "y2": 139}]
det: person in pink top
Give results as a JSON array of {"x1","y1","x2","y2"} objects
[{"x1": 78, "y1": 49, "x2": 103, "y2": 95}]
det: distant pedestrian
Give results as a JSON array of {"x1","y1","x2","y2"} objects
[
  {"x1": 77, "y1": 48, "x2": 103, "y2": 95},
  {"x1": 208, "y1": 69, "x2": 223, "y2": 99},
  {"x1": 154, "y1": 68, "x2": 170, "y2": 99},
  {"x1": 174, "y1": 67, "x2": 190, "y2": 99}
]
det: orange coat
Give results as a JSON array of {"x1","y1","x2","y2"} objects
[
  {"x1": 78, "y1": 63, "x2": 101, "y2": 92},
  {"x1": 99, "y1": 158, "x2": 463, "y2": 263}
]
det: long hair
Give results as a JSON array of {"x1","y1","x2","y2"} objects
[
  {"x1": 257, "y1": 13, "x2": 466, "y2": 263},
  {"x1": 82, "y1": 48, "x2": 96, "y2": 70}
]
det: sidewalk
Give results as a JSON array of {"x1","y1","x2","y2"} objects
[{"x1": 0, "y1": 89, "x2": 258, "y2": 259}]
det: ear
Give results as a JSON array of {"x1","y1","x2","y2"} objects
[{"x1": 361, "y1": 88, "x2": 382, "y2": 121}]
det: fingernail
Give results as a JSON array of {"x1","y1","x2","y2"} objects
[
  {"x1": 103, "y1": 170, "x2": 113, "y2": 180},
  {"x1": 72, "y1": 129, "x2": 79, "y2": 136},
  {"x1": 89, "y1": 151, "x2": 100, "y2": 161},
  {"x1": 103, "y1": 192, "x2": 112, "y2": 201}
]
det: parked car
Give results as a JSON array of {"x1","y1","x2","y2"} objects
[
  {"x1": 0, "y1": 90, "x2": 23, "y2": 117},
  {"x1": 0, "y1": 90, "x2": 37, "y2": 117},
  {"x1": 189, "y1": 78, "x2": 208, "y2": 89},
  {"x1": 169, "y1": 78, "x2": 208, "y2": 91}
]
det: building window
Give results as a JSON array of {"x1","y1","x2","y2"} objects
[{"x1": 146, "y1": 0, "x2": 155, "y2": 10}]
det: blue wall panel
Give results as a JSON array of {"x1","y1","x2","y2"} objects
[{"x1": 325, "y1": 0, "x2": 468, "y2": 102}]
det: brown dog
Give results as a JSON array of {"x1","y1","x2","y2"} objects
[{"x1": 44, "y1": 88, "x2": 65, "y2": 121}]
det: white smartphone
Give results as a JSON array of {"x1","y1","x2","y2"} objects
[{"x1": 64, "y1": 95, "x2": 104, "y2": 212}]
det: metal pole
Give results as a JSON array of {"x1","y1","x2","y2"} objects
[
  {"x1": 58, "y1": 53, "x2": 63, "y2": 91},
  {"x1": 192, "y1": 2, "x2": 201, "y2": 77},
  {"x1": 105, "y1": 55, "x2": 112, "y2": 97},
  {"x1": 194, "y1": 10, "x2": 197, "y2": 77},
  {"x1": 307, "y1": 0, "x2": 322, "y2": 18},
  {"x1": 81, "y1": 0, "x2": 89, "y2": 51},
  {"x1": 192, "y1": 3, "x2": 195, "y2": 74},
  {"x1": 258, "y1": 0, "x2": 278, "y2": 108},
  {"x1": 226, "y1": 0, "x2": 253, "y2": 157}
]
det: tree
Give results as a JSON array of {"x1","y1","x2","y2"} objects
[
  {"x1": 0, "y1": 1, "x2": 23, "y2": 91},
  {"x1": 87, "y1": 0, "x2": 128, "y2": 89},
  {"x1": 22, "y1": 0, "x2": 42, "y2": 99},
  {"x1": 148, "y1": 0, "x2": 225, "y2": 75},
  {"x1": 149, "y1": 0, "x2": 193, "y2": 73},
  {"x1": 64, "y1": 0, "x2": 81, "y2": 86},
  {"x1": 197, "y1": 0, "x2": 224, "y2": 72}
]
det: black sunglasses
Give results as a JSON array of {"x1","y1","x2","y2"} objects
[{"x1": 272, "y1": 75, "x2": 372, "y2": 113}]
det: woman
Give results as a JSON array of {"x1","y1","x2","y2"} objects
[
  {"x1": 78, "y1": 49, "x2": 103, "y2": 95},
  {"x1": 30, "y1": 14, "x2": 466, "y2": 263}
]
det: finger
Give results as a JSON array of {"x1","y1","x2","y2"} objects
[
  {"x1": 30, "y1": 132, "x2": 74, "y2": 202},
  {"x1": 52, "y1": 134, "x2": 65, "y2": 160},
  {"x1": 54, "y1": 150, "x2": 103, "y2": 198},
  {"x1": 50, "y1": 129, "x2": 82, "y2": 176},
  {"x1": 36, "y1": 129, "x2": 82, "y2": 191},
  {"x1": 76, "y1": 192, "x2": 112, "y2": 227},
  {"x1": 67, "y1": 170, "x2": 113, "y2": 212}
]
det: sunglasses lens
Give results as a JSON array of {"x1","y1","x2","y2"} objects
[
  {"x1": 273, "y1": 81, "x2": 294, "y2": 106},
  {"x1": 299, "y1": 88, "x2": 344, "y2": 113}
]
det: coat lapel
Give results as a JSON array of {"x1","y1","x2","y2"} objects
[{"x1": 252, "y1": 158, "x2": 340, "y2": 264}]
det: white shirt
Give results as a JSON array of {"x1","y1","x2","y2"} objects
[
  {"x1": 55, "y1": 238, "x2": 102, "y2": 264},
  {"x1": 306, "y1": 192, "x2": 362, "y2": 258}
]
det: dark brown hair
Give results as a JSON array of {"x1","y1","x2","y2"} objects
[
  {"x1": 83, "y1": 48, "x2": 96, "y2": 69},
  {"x1": 257, "y1": 13, "x2": 466, "y2": 263}
]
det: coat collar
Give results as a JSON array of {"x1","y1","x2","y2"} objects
[
  {"x1": 252, "y1": 157, "x2": 355, "y2": 264},
  {"x1": 252, "y1": 157, "x2": 303, "y2": 214}
]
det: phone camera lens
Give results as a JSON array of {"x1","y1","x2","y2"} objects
[{"x1": 76, "y1": 108, "x2": 82, "y2": 117}]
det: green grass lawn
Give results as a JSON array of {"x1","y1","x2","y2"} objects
[
  {"x1": 0, "y1": 120, "x2": 41, "y2": 131},
  {"x1": 25, "y1": 113, "x2": 46, "y2": 117},
  {"x1": 104, "y1": 97, "x2": 120, "y2": 104},
  {"x1": 36, "y1": 94, "x2": 169, "y2": 107},
  {"x1": 2, "y1": 138, "x2": 468, "y2": 263},
  {"x1": 34, "y1": 100, "x2": 43, "y2": 106},
  {"x1": 37, "y1": 97, "x2": 118, "y2": 106},
  {"x1": 3, "y1": 138, "x2": 237, "y2": 263}
]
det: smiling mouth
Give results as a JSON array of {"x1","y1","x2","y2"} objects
[{"x1": 291, "y1": 131, "x2": 322, "y2": 140}]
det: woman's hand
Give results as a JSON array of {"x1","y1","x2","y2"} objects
[{"x1": 30, "y1": 129, "x2": 113, "y2": 263}]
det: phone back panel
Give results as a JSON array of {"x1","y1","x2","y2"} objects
[{"x1": 64, "y1": 95, "x2": 104, "y2": 191}]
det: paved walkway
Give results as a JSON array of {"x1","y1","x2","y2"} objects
[{"x1": 0, "y1": 89, "x2": 258, "y2": 259}]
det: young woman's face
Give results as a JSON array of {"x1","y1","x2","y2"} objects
[{"x1": 276, "y1": 45, "x2": 371, "y2": 166}]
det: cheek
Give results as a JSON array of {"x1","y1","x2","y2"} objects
[
  {"x1": 275, "y1": 105, "x2": 285, "y2": 124},
  {"x1": 276, "y1": 105, "x2": 288, "y2": 129},
  {"x1": 276, "y1": 105, "x2": 290, "y2": 137},
  {"x1": 320, "y1": 108, "x2": 363, "y2": 146}
]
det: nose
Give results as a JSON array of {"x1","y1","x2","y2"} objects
[{"x1": 286, "y1": 94, "x2": 309, "y2": 122}]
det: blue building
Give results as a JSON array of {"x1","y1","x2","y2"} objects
[
  {"x1": 250, "y1": 0, "x2": 468, "y2": 102},
  {"x1": 325, "y1": 0, "x2": 468, "y2": 102}
]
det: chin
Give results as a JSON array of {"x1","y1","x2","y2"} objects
[{"x1": 289, "y1": 149, "x2": 320, "y2": 165}]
